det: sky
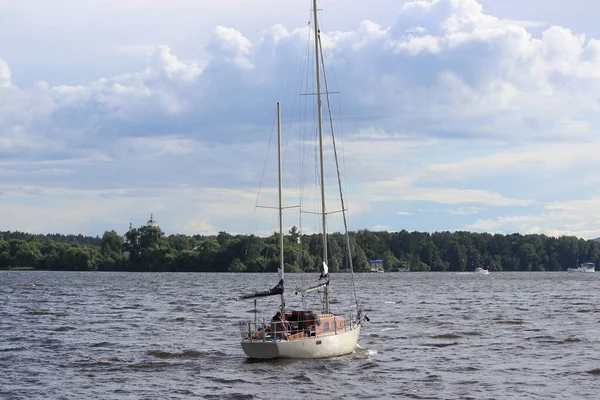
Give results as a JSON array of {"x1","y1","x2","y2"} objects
[{"x1": 2, "y1": 0, "x2": 600, "y2": 239}]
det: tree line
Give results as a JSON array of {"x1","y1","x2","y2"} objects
[{"x1": 1, "y1": 224, "x2": 598, "y2": 272}]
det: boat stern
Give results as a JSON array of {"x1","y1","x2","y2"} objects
[{"x1": 241, "y1": 340, "x2": 280, "y2": 359}]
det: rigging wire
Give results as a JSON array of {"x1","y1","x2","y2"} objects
[{"x1": 318, "y1": 29, "x2": 359, "y2": 309}]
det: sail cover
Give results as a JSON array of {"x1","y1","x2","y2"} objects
[
  {"x1": 236, "y1": 268, "x2": 284, "y2": 301},
  {"x1": 295, "y1": 262, "x2": 330, "y2": 295}
]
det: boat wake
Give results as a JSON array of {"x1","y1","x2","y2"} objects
[{"x1": 355, "y1": 344, "x2": 377, "y2": 356}]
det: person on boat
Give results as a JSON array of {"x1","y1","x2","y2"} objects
[{"x1": 270, "y1": 312, "x2": 290, "y2": 339}]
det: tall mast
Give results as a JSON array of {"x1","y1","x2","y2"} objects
[
  {"x1": 313, "y1": 0, "x2": 329, "y2": 313},
  {"x1": 277, "y1": 101, "x2": 285, "y2": 316}
]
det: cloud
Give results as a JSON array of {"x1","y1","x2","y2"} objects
[
  {"x1": 368, "y1": 179, "x2": 533, "y2": 207},
  {"x1": 0, "y1": 183, "x2": 262, "y2": 236},
  {"x1": 503, "y1": 19, "x2": 548, "y2": 29},
  {"x1": 1, "y1": 0, "x2": 600, "y2": 238},
  {"x1": 466, "y1": 197, "x2": 600, "y2": 239},
  {"x1": 371, "y1": 224, "x2": 392, "y2": 231},
  {"x1": 5, "y1": 0, "x2": 600, "y2": 145},
  {"x1": 206, "y1": 26, "x2": 254, "y2": 69},
  {"x1": 0, "y1": 59, "x2": 10, "y2": 87},
  {"x1": 446, "y1": 206, "x2": 485, "y2": 216}
]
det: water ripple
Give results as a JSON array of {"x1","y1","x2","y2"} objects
[{"x1": 1, "y1": 271, "x2": 600, "y2": 399}]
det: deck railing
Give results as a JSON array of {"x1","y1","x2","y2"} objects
[{"x1": 239, "y1": 311, "x2": 359, "y2": 342}]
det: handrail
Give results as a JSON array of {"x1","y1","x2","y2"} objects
[{"x1": 239, "y1": 311, "x2": 357, "y2": 342}]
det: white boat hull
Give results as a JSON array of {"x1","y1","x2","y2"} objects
[
  {"x1": 567, "y1": 268, "x2": 595, "y2": 273},
  {"x1": 241, "y1": 324, "x2": 361, "y2": 359}
]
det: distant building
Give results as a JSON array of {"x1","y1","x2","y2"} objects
[
  {"x1": 122, "y1": 214, "x2": 157, "y2": 260},
  {"x1": 368, "y1": 259, "x2": 384, "y2": 273}
]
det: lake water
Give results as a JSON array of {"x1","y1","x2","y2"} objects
[{"x1": 1, "y1": 271, "x2": 599, "y2": 399}]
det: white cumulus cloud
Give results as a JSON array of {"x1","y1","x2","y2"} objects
[
  {"x1": 1, "y1": 0, "x2": 600, "y2": 238},
  {"x1": 0, "y1": 59, "x2": 11, "y2": 87}
]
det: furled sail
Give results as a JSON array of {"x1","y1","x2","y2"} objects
[
  {"x1": 295, "y1": 262, "x2": 330, "y2": 296},
  {"x1": 236, "y1": 268, "x2": 284, "y2": 301}
]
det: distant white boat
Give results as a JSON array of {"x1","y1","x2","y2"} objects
[
  {"x1": 567, "y1": 262, "x2": 595, "y2": 273},
  {"x1": 474, "y1": 267, "x2": 490, "y2": 275}
]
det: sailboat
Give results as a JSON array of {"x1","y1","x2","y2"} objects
[{"x1": 236, "y1": 0, "x2": 366, "y2": 359}]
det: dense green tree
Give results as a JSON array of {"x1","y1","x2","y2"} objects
[
  {"x1": 198, "y1": 239, "x2": 221, "y2": 271},
  {"x1": 446, "y1": 241, "x2": 467, "y2": 272},
  {"x1": 14, "y1": 241, "x2": 42, "y2": 268},
  {"x1": 383, "y1": 252, "x2": 400, "y2": 271},
  {"x1": 229, "y1": 258, "x2": 246, "y2": 272},
  {"x1": 62, "y1": 247, "x2": 97, "y2": 271},
  {"x1": 101, "y1": 230, "x2": 123, "y2": 260},
  {"x1": 0, "y1": 241, "x2": 10, "y2": 269},
  {"x1": 518, "y1": 243, "x2": 538, "y2": 271},
  {"x1": 3, "y1": 223, "x2": 600, "y2": 273}
]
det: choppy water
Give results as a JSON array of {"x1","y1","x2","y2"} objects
[{"x1": 1, "y1": 271, "x2": 599, "y2": 399}]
